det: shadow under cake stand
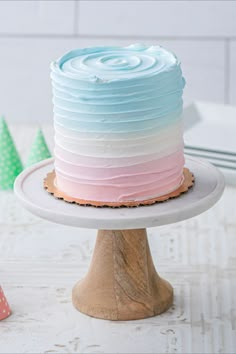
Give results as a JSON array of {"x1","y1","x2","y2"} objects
[{"x1": 14, "y1": 156, "x2": 225, "y2": 321}]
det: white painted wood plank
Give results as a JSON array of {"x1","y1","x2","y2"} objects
[
  {"x1": 77, "y1": 0, "x2": 236, "y2": 38},
  {"x1": 229, "y1": 41, "x2": 236, "y2": 105},
  {"x1": 0, "y1": 1, "x2": 75, "y2": 35},
  {"x1": 0, "y1": 38, "x2": 225, "y2": 124}
]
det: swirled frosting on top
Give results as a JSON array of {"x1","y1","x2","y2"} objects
[
  {"x1": 51, "y1": 44, "x2": 186, "y2": 203},
  {"x1": 52, "y1": 43, "x2": 180, "y2": 82}
]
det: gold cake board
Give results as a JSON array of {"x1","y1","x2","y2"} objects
[{"x1": 44, "y1": 167, "x2": 194, "y2": 208}]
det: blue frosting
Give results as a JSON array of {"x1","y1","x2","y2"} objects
[{"x1": 51, "y1": 44, "x2": 185, "y2": 133}]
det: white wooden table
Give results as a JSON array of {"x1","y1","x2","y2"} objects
[{"x1": 0, "y1": 124, "x2": 236, "y2": 353}]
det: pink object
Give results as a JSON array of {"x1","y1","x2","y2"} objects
[
  {"x1": 0, "y1": 286, "x2": 11, "y2": 320},
  {"x1": 54, "y1": 149, "x2": 185, "y2": 202}
]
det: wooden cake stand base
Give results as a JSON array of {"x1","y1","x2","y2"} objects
[
  {"x1": 73, "y1": 229, "x2": 173, "y2": 320},
  {"x1": 14, "y1": 156, "x2": 225, "y2": 321}
]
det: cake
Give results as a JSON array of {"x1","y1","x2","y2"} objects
[{"x1": 50, "y1": 44, "x2": 186, "y2": 205}]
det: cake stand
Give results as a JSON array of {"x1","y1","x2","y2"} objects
[{"x1": 14, "y1": 156, "x2": 225, "y2": 321}]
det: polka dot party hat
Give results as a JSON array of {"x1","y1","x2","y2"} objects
[
  {"x1": 0, "y1": 286, "x2": 11, "y2": 321},
  {"x1": 26, "y1": 128, "x2": 51, "y2": 167},
  {"x1": 0, "y1": 117, "x2": 23, "y2": 190}
]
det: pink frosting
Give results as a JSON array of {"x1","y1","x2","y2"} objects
[{"x1": 55, "y1": 150, "x2": 185, "y2": 202}]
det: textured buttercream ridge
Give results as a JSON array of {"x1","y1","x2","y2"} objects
[
  {"x1": 54, "y1": 119, "x2": 183, "y2": 142},
  {"x1": 52, "y1": 90, "x2": 183, "y2": 107},
  {"x1": 53, "y1": 111, "x2": 183, "y2": 134},
  {"x1": 53, "y1": 104, "x2": 183, "y2": 119},
  {"x1": 54, "y1": 147, "x2": 184, "y2": 168},
  {"x1": 55, "y1": 165, "x2": 184, "y2": 185},
  {"x1": 54, "y1": 142, "x2": 185, "y2": 169},
  {"x1": 50, "y1": 69, "x2": 184, "y2": 91},
  {"x1": 53, "y1": 116, "x2": 183, "y2": 138},
  {"x1": 54, "y1": 135, "x2": 184, "y2": 158}
]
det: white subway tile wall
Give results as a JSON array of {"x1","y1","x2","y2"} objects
[
  {"x1": 0, "y1": 0, "x2": 235, "y2": 122},
  {"x1": 77, "y1": 0, "x2": 236, "y2": 37},
  {"x1": 0, "y1": 1, "x2": 75, "y2": 35}
]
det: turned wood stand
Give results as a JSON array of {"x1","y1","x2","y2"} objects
[
  {"x1": 14, "y1": 156, "x2": 225, "y2": 321},
  {"x1": 73, "y1": 229, "x2": 173, "y2": 320}
]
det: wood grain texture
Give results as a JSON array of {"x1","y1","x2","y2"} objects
[{"x1": 72, "y1": 229, "x2": 173, "y2": 320}]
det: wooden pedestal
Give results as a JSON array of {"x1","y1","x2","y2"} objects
[
  {"x1": 72, "y1": 229, "x2": 173, "y2": 321},
  {"x1": 15, "y1": 157, "x2": 225, "y2": 321}
]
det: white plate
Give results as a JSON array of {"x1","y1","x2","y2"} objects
[
  {"x1": 183, "y1": 101, "x2": 236, "y2": 154},
  {"x1": 184, "y1": 149, "x2": 236, "y2": 169}
]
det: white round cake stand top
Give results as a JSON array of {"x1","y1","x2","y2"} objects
[{"x1": 14, "y1": 156, "x2": 225, "y2": 230}]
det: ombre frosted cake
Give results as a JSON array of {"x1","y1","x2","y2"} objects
[{"x1": 50, "y1": 44, "x2": 186, "y2": 205}]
